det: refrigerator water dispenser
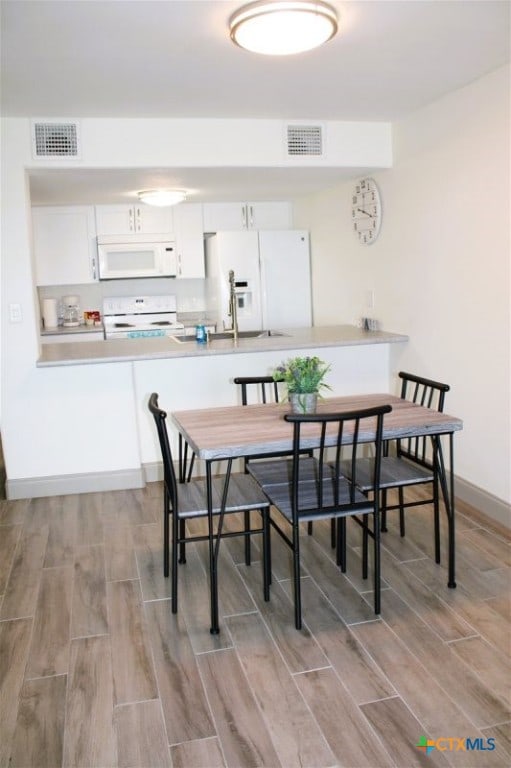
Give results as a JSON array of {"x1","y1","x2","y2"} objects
[{"x1": 234, "y1": 281, "x2": 253, "y2": 319}]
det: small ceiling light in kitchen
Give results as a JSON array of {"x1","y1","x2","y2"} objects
[
  {"x1": 137, "y1": 189, "x2": 187, "y2": 207},
  {"x1": 229, "y1": 0, "x2": 337, "y2": 56}
]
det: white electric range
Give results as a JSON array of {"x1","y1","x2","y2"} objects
[{"x1": 102, "y1": 295, "x2": 184, "y2": 339}]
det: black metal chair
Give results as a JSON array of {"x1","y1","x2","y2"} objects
[
  {"x1": 233, "y1": 375, "x2": 316, "y2": 547},
  {"x1": 247, "y1": 404, "x2": 392, "y2": 629},
  {"x1": 234, "y1": 375, "x2": 283, "y2": 408},
  {"x1": 234, "y1": 375, "x2": 308, "y2": 471},
  {"x1": 148, "y1": 393, "x2": 271, "y2": 615},
  {"x1": 343, "y1": 372, "x2": 450, "y2": 562}
]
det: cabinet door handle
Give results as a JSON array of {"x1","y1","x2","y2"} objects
[
  {"x1": 129, "y1": 208, "x2": 135, "y2": 232},
  {"x1": 178, "y1": 253, "x2": 182, "y2": 276},
  {"x1": 241, "y1": 205, "x2": 247, "y2": 229},
  {"x1": 91, "y1": 256, "x2": 97, "y2": 281},
  {"x1": 248, "y1": 205, "x2": 254, "y2": 228},
  {"x1": 135, "y1": 207, "x2": 141, "y2": 232}
]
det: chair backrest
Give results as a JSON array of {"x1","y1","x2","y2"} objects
[
  {"x1": 398, "y1": 371, "x2": 450, "y2": 466},
  {"x1": 234, "y1": 376, "x2": 284, "y2": 405},
  {"x1": 148, "y1": 392, "x2": 178, "y2": 510},
  {"x1": 285, "y1": 405, "x2": 392, "y2": 518},
  {"x1": 399, "y1": 371, "x2": 449, "y2": 411}
]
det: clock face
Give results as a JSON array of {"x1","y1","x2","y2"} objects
[{"x1": 351, "y1": 177, "x2": 382, "y2": 245}]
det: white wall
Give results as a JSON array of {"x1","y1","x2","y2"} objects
[
  {"x1": 294, "y1": 66, "x2": 511, "y2": 517},
  {"x1": 80, "y1": 118, "x2": 392, "y2": 169},
  {"x1": 0, "y1": 123, "x2": 143, "y2": 493}
]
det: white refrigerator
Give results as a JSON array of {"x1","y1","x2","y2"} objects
[{"x1": 205, "y1": 230, "x2": 312, "y2": 331}]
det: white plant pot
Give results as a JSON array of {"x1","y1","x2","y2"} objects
[{"x1": 289, "y1": 392, "x2": 318, "y2": 414}]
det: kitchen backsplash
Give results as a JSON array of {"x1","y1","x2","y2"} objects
[{"x1": 38, "y1": 277, "x2": 209, "y2": 322}]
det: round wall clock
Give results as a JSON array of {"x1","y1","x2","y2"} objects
[{"x1": 351, "y1": 177, "x2": 382, "y2": 245}]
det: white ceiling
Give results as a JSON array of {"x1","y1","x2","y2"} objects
[{"x1": 2, "y1": 0, "x2": 509, "y2": 204}]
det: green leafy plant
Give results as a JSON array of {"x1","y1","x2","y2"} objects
[{"x1": 273, "y1": 356, "x2": 331, "y2": 395}]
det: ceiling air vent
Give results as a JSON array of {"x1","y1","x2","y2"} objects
[
  {"x1": 286, "y1": 125, "x2": 323, "y2": 156},
  {"x1": 32, "y1": 120, "x2": 80, "y2": 159}
]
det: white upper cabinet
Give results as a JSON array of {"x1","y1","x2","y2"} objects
[
  {"x1": 173, "y1": 203, "x2": 205, "y2": 278},
  {"x1": 95, "y1": 204, "x2": 174, "y2": 236},
  {"x1": 203, "y1": 202, "x2": 292, "y2": 232},
  {"x1": 32, "y1": 206, "x2": 98, "y2": 286},
  {"x1": 31, "y1": 200, "x2": 292, "y2": 287}
]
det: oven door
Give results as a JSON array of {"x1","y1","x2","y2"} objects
[
  {"x1": 97, "y1": 240, "x2": 177, "y2": 280},
  {"x1": 104, "y1": 321, "x2": 185, "y2": 339},
  {"x1": 114, "y1": 328, "x2": 168, "y2": 339}
]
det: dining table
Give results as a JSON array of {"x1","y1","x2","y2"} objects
[{"x1": 170, "y1": 393, "x2": 463, "y2": 633}]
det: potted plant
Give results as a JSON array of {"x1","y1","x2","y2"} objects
[{"x1": 273, "y1": 355, "x2": 331, "y2": 413}]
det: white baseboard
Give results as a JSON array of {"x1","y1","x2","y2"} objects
[
  {"x1": 6, "y1": 468, "x2": 144, "y2": 500},
  {"x1": 6, "y1": 464, "x2": 510, "y2": 532},
  {"x1": 454, "y1": 475, "x2": 510, "y2": 530},
  {"x1": 142, "y1": 459, "x2": 244, "y2": 484},
  {"x1": 143, "y1": 462, "x2": 163, "y2": 483}
]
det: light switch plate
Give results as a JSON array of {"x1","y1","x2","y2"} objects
[{"x1": 9, "y1": 303, "x2": 22, "y2": 322}]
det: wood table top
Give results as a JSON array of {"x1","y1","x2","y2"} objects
[{"x1": 171, "y1": 393, "x2": 463, "y2": 461}]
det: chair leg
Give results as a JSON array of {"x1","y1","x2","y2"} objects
[
  {"x1": 292, "y1": 522, "x2": 302, "y2": 630},
  {"x1": 178, "y1": 519, "x2": 187, "y2": 564},
  {"x1": 244, "y1": 510, "x2": 252, "y2": 566},
  {"x1": 433, "y1": 477, "x2": 441, "y2": 564},
  {"x1": 306, "y1": 453, "x2": 315, "y2": 537},
  {"x1": 381, "y1": 489, "x2": 388, "y2": 532},
  {"x1": 330, "y1": 518, "x2": 336, "y2": 549},
  {"x1": 243, "y1": 459, "x2": 253, "y2": 563},
  {"x1": 163, "y1": 487, "x2": 170, "y2": 578},
  {"x1": 398, "y1": 486, "x2": 405, "y2": 537},
  {"x1": 175, "y1": 441, "x2": 197, "y2": 572},
  {"x1": 305, "y1": 452, "x2": 316, "y2": 538},
  {"x1": 171, "y1": 511, "x2": 179, "y2": 614},
  {"x1": 336, "y1": 518, "x2": 347, "y2": 572},
  {"x1": 186, "y1": 452, "x2": 195, "y2": 483},
  {"x1": 267, "y1": 517, "x2": 272, "y2": 586},
  {"x1": 261, "y1": 508, "x2": 271, "y2": 601},
  {"x1": 362, "y1": 514, "x2": 369, "y2": 580},
  {"x1": 373, "y1": 510, "x2": 381, "y2": 615}
]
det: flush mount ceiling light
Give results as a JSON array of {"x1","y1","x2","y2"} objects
[
  {"x1": 137, "y1": 189, "x2": 187, "y2": 207},
  {"x1": 229, "y1": 0, "x2": 338, "y2": 56}
]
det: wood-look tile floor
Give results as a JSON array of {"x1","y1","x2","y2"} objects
[{"x1": 0, "y1": 484, "x2": 509, "y2": 768}]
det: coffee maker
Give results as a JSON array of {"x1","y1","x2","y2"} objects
[{"x1": 62, "y1": 295, "x2": 81, "y2": 327}]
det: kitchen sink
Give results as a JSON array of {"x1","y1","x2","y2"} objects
[
  {"x1": 211, "y1": 329, "x2": 290, "y2": 340},
  {"x1": 170, "y1": 329, "x2": 290, "y2": 344}
]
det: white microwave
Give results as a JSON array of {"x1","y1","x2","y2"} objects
[{"x1": 97, "y1": 234, "x2": 177, "y2": 280}]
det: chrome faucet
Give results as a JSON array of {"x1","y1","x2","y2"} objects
[{"x1": 224, "y1": 269, "x2": 239, "y2": 341}]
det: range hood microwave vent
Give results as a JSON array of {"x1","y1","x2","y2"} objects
[
  {"x1": 31, "y1": 120, "x2": 81, "y2": 159},
  {"x1": 286, "y1": 124, "x2": 323, "y2": 156}
]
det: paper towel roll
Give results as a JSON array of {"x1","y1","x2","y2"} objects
[{"x1": 42, "y1": 298, "x2": 58, "y2": 328}]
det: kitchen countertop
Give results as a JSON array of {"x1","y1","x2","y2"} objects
[
  {"x1": 40, "y1": 323, "x2": 105, "y2": 336},
  {"x1": 36, "y1": 325, "x2": 408, "y2": 367}
]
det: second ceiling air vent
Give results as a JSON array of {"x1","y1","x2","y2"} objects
[
  {"x1": 32, "y1": 120, "x2": 81, "y2": 159},
  {"x1": 286, "y1": 125, "x2": 323, "y2": 156}
]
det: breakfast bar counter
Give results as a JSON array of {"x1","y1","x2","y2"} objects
[
  {"x1": 36, "y1": 325, "x2": 408, "y2": 367},
  {"x1": 7, "y1": 324, "x2": 408, "y2": 500}
]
